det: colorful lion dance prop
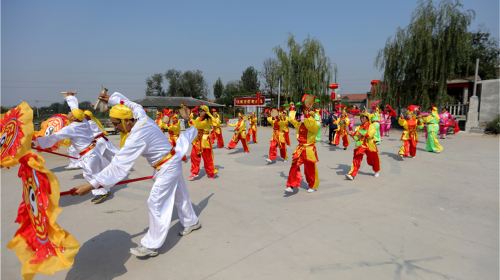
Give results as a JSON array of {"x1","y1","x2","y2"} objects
[{"x1": 1, "y1": 102, "x2": 79, "y2": 280}]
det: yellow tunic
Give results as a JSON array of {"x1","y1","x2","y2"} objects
[
  {"x1": 192, "y1": 117, "x2": 212, "y2": 149},
  {"x1": 211, "y1": 113, "x2": 222, "y2": 135},
  {"x1": 228, "y1": 118, "x2": 247, "y2": 138},
  {"x1": 288, "y1": 111, "x2": 319, "y2": 162}
]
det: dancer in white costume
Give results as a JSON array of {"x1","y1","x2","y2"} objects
[
  {"x1": 34, "y1": 93, "x2": 112, "y2": 203},
  {"x1": 84, "y1": 110, "x2": 119, "y2": 162},
  {"x1": 74, "y1": 91, "x2": 201, "y2": 258}
]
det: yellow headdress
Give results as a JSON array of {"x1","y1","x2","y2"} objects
[
  {"x1": 360, "y1": 112, "x2": 371, "y2": 123},
  {"x1": 84, "y1": 110, "x2": 106, "y2": 134},
  {"x1": 109, "y1": 102, "x2": 133, "y2": 147},
  {"x1": 70, "y1": 109, "x2": 85, "y2": 121}
]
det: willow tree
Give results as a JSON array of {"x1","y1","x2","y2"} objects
[
  {"x1": 376, "y1": 0, "x2": 474, "y2": 108},
  {"x1": 274, "y1": 34, "x2": 333, "y2": 102}
]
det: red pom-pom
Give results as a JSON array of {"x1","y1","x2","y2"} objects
[{"x1": 120, "y1": 100, "x2": 125, "y2": 105}]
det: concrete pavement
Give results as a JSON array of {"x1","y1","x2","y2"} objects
[{"x1": 1, "y1": 126, "x2": 498, "y2": 280}]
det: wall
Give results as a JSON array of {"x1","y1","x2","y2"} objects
[{"x1": 479, "y1": 79, "x2": 500, "y2": 126}]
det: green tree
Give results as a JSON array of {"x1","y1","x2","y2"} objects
[
  {"x1": 213, "y1": 77, "x2": 224, "y2": 100},
  {"x1": 458, "y1": 30, "x2": 500, "y2": 80},
  {"x1": 179, "y1": 70, "x2": 208, "y2": 99},
  {"x1": 261, "y1": 58, "x2": 280, "y2": 96},
  {"x1": 273, "y1": 34, "x2": 333, "y2": 102},
  {"x1": 145, "y1": 73, "x2": 165, "y2": 96},
  {"x1": 165, "y1": 69, "x2": 182, "y2": 96},
  {"x1": 240, "y1": 66, "x2": 260, "y2": 94},
  {"x1": 376, "y1": 0, "x2": 475, "y2": 108},
  {"x1": 218, "y1": 80, "x2": 241, "y2": 106}
]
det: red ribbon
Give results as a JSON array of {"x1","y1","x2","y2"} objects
[
  {"x1": 33, "y1": 147, "x2": 79, "y2": 159},
  {"x1": 60, "y1": 176, "x2": 154, "y2": 196}
]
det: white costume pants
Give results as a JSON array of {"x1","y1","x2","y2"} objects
[
  {"x1": 95, "y1": 137, "x2": 119, "y2": 163},
  {"x1": 140, "y1": 160, "x2": 198, "y2": 249},
  {"x1": 79, "y1": 149, "x2": 112, "y2": 196},
  {"x1": 67, "y1": 145, "x2": 80, "y2": 168}
]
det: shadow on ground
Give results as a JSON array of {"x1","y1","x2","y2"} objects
[
  {"x1": 158, "y1": 193, "x2": 214, "y2": 255},
  {"x1": 65, "y1": 228, "x2": 145, "y2": 280}
]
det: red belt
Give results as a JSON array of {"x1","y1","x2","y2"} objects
[
  {"x1": 79, "y1": 142, "x2": 96, "y2": 156},
  {"x1": 95, "y1": 133, "x2": 108, "y2": 141}
]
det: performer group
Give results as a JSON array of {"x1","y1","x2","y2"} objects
[
  {"x1": 2, "y1": 86, "x2": 457, "y2": 279},
  {"x1": 29, "y1": 88, "x2": 453, "y2": 203}
]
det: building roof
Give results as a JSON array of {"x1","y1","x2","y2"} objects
[
  {"x1": 341, "y1": 93, "x2": 368, "y2": 102},
  {"x1": 134, "y1": 96, "x2": 225, "y2": 108}
]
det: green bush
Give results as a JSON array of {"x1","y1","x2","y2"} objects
[{"x1": 485, "y1": 115, "x2": 500, "y2": 134}]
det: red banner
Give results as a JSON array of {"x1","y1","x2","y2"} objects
[{"x1": 234, "y1": 96, "x2": 265, "y2": 107}]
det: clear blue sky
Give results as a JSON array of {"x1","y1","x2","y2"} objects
[{"x1": 2, "y1": 0, "x2": 498, "y2": 106}]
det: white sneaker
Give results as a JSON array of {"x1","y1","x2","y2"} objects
[
  {"x1": 399, "y1": 154, "x2": 404, "y2": 160},
  {"x1": 307, "y1": 188, "x2": 316, "y2": 193},
  {"x1": 284, "y1": 187, "x2": 294, "y2": 193},
  {"x1": 345, "y1": 174, "x2": 354, "y2": 180},
  {"x1": 374, "y1": 172, "x2": 380, "y2": 178},
  {"x1": 179, "y1": 221, "x2": 202, "y2": 236},
  {"x1": 265, "y1": 158, "x2": 273, "y2": 163},
  {"x1": 130, "y1": 246, "x2": 158, "y2": 257}
]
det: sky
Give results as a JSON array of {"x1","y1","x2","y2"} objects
[{"x1": 1, "y1": 0, "x2": 499, "y2": 107}]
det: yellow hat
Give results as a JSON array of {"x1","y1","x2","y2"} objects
[
  {"x1": 83, "y1": 110, "x2": 93, "y2": 117},
  {"x1": 360, "y1": 112, "x2": 371, "y2": 121},
  {"x1": 109, "y1": 103, "x2": 133, "y2": 119},
  {"x1": 71, "y1": 108, "x2": 85, "y2": 121}
]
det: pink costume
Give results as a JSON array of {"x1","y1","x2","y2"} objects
[
  {"x1": 383, "y1": 105, "x2": 396, "y2": 136},
  {"x1": 348, "y1": 108, "x2": 360, "y2": 132},
  {"x1": 439, "y1": 111, "x2": 452, "y2": 139}
]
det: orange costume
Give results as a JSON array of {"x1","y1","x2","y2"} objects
[
  {"x1": 285, "y1": 109, "x2": 320, "y2": 192},
  {"x1": 266, "y1": 116, "x2": 287, "y2": 162},
  {"x1": 227, "y1": 114, "x2": 250, "y2": 153},
  {"x1": 165, "y1": 114, "x2": 188, "y2": 162},
  {"x1": 189, "y1": 106, "x2": 217, "y2": 180},
  {"x1": 346, "y1": 113, "x2": 380, "y2": 179},
  {"x1": 333, "y1": 111, "x2": 350, "y2": 149},
  {"x1": 398, "y1": 112, "x2": 424, "y2": 158},
  {"x1": 210, "y1": 110, "x2": 224, "y2": 148},
  {"x1": 279, "y1": 112, "x2": 291, "y2": 146},
  {"x1": 246, "y1": 112, "x2": 258, "y2": 143},
  {"x1": 155, "y1": 110, "x2": 164, "y2": 129}
]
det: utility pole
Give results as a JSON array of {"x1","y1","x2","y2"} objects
[
  {"x1": 277, "y1": 78, "x2": 281, "y2": 108},
  {"x1": 466, "y1": 58, "x2": 480, "y2": 132},
  {"x1": 472, "y1": 58, "x2": 479, "y2": 97}
]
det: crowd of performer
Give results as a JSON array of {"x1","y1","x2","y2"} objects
[{"x1": 25, "y1": 89, "x2": 461, "y2": 259}]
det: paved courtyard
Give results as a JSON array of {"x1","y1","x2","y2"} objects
[{"x1": 2, "y1": 125, "x2": 499, "y2": 280}]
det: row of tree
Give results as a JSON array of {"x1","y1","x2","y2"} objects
[
  {"x1": 144, "y1": 0, "x2": 499, "y2": 110},
  {"x1": 145, "y1": 70, "x2": 208, "y2": 99},
  {"x1": 375, "y1": 0, "x2": 499, "y2": 108}
]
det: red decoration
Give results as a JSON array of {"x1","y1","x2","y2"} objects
[
  {"x1": 370, "y1": 80, "x2": 380, "y2": 86},
  {"x1": 328, "y1": 83, "x2": 339, "y2": 90},
  {"x1": 330, "y1": 92, "x2": 336, "y2": 100}
]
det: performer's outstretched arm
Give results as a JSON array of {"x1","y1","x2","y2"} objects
[
  {"x1": 108, "y1": 92, "x2": 147, "y2": 120},
  {"x1": 35, "y1": 125, "x2": 76, "y2": 149},
  {"x1": 88, "y1": 136, "x2": 147, "y2": 190}
]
